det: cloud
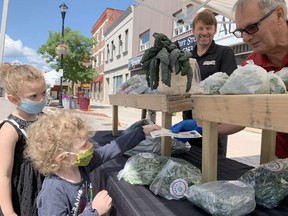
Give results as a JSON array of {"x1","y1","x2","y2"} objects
[{"x1": 3, "y1": 35, "x2": 50, "y2": 71}]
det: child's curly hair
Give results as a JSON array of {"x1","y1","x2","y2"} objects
[
  {"x1": 24, "y1": 110, "x2": 88, "y2": 175},
  {"x1": 0, "y1": 62, "x2": 45, "y2": 97}
]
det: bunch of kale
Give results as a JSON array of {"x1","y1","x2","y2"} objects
[{"x1": 140, "y1": 32, "x2": 193, "y2": 92}]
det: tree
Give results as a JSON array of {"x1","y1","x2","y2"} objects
[{"x1": 38, "y1": 27, "x2": 97, "y2": 85}]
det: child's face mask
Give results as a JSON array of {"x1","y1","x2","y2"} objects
[
  {"x1": 19, "y1": 98, "x2": 46, "y2": 114},
  {"x1": 65, "y1": 144, "x2": 94, "y2": 166}
]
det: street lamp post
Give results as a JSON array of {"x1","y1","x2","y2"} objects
[{"x1": 58, "y1": 2, "x2": 68, "y2": 108}]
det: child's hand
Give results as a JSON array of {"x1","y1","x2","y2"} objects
[
  {"x1": 92, "y1": 190, "x2": 112, "y2": 215},
  {"x1": 142, "y1": 124, "x2": 161, "y2": 135}
]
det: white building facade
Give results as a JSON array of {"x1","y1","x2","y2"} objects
[{"x1": 103, "y1": 6, "x2": 134, "y2": 103}]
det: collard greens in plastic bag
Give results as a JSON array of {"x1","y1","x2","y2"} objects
[
  {"x1": 200, "y1": 72, "x2": 229, "y2": 95},
  {"x1": 185, "y1": 180, "x2": 256, "y2": 216},
  {"x1": 219, "y1": 62, "x2": 286, "y2": 94},
  {"x1": 149, "y1": 159, "x2": 201, "y2": 200},
  {"x1": 117, "y1": 153, "x2": 170, "y2": 185},
  {"x1": 219, "y1": 63, "x2": 270, "y2": 94},
  {"x1": 238, "y1": 158, "x2": 288, "y2": 208}
]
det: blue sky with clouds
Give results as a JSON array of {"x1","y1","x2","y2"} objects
[{"x1": 0, "y1": 0, "x2": 136, "y2": 71}]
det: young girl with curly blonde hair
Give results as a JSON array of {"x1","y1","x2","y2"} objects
[
  {"x1": 0, "y1": 63, "x2": 46, "y2": 215},
  {"x1": 24, "y1": 110, "x2": 161, "y2": 215}
]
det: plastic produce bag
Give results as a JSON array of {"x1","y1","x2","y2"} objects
[
  {"x1": 219, "y1": 63, "x2": 270, "y2": 94},
  {"x1": 124, "y1": 136, "x2": 191, "y2": 156},
  {"x1": 268, "y1": 72, "x2": 286, "y2": 93},
  {"x1": 149, "y1": 159, "x2": 201, "y2": 200},
  {"x1": 128, "y1": 82, "x2": 149, "y2": 94},
  {"x1": 275, "y1": 67, "x2": 288, "y2": 90},
  {"x1": 117, "y1": 153, "x2": 170, "y2": 185},
  {"x1": 185, "y1": 180, "x2": 256, "y2": 216},
  {"x1": 200, "y1": 72, "x2": 229, "y2": 95},
  {"x1": 238, "y1": 158, "x2": 288, "y2": 208}
]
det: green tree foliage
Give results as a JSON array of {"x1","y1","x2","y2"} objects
[{"x1": 38, "y1": 27, "x2": 97, "y2": 84}]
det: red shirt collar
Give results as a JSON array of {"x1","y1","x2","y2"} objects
[{"x1": 242, "y1": 51, "x2": 288, "y2": 72}]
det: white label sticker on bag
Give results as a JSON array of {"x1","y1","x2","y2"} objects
[{"x1": 170, "y1": 178, "x2": 188, "y2": 199}]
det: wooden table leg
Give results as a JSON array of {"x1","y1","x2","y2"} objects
[
  {"x1": 161, "y1": 112, "x2": 172, "y2": 156},
  {"x1": 112, "y1": 105, "x2": 118, "y2": 136},
  {"x1": 260, "y1": 130, "x2": 276, "y2": 164},
  {"x1": 141, "y1": 109, "x2": 147, "y2": 119},
  {"x1": 202, "y1": 120, "x2": 218, "y2": 183}
]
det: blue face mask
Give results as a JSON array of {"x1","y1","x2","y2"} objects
[{"x1": 19, "y1": 99, "x2": 46, "y2": 114}]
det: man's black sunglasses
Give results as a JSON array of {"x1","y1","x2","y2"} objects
[{"x1": 232, "y1": 7, "x2": 277, "y2": 38}]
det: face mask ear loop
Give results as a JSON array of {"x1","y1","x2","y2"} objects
[{"x1": 62, "y1": 152, "x2": 77, "y2": 166}]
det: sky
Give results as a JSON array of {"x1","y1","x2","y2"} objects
[{"x1": 0, "y1": 0, "x2": 136, "y2": 71}]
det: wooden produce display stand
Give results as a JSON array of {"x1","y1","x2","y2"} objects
[
  {"x1": 110, "y1": 93, "x2": 288, "y2": 183},
  {"x1": 109, "y1": 94, "x2": 192, "y2": 156},
  {"x1": 192, "y1": 94, "x2": 288, "y2": 183}
]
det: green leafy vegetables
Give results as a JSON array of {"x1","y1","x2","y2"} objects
[
  {"x1": 149, "y1": 159, "x2": 201, "y2": 200},
  {"x1": 185, "y1": 180, "x2": 256, "y2": 216},
  {"x1": 238, "y1": 158, "x2": 288, "y2": 208}
]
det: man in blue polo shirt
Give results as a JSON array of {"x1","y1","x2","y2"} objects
[{"x1": 182, "y1": 9, "x2": 237, "y2": 157}]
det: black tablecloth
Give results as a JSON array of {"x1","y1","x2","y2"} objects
[{"x1": 90, "y1": 130, "x2": 288, "y2": 216}]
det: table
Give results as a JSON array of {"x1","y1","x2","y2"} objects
[
  {"x1": 90, "y1": 130, "x2": 288, "y2": 216},
  {"x1": 109, "y1": 94, "x2": 192, "y2": 156},
  {"x1": 192, "y1": 94, "x2": 288, "y2": 182},
  {"x1": 109, "y1": 94, "x2": 288, "y2": 183}
]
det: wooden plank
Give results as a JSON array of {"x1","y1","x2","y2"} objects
[
  {"x1": 201, "y1": 120, "x2": 218, "y2": 182},
  {"x1": 192, "y1": 94, "x2": 288, "y2": 133},
  {"x1": 109, "y1": 94, "x2": 193, "y2": 114},
  {"x1": 260, "y1": 130, "x2": 276, "y2": 164},
  {"x1": 112, "y1": 105, "x2": 118, "y2": 136},
  {"x1": 109, "y1": 94, "x2": 166, "y2": 111},
  {"x1": 166, "y1": 99, "x2": 193, "y2": 113}
]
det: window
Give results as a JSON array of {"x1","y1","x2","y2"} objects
[
  {"x1": 111, "y1": 41, "x2": 115, "y2": 59},
  {"x1": 101, "y1": 51, "x2": 104, "y2": 64},
  {"x1": 99, "y1": 28, "x2": 103, "y2": 41},
  {"x1": 93, "y1": 55, "x2": 97, "y2": 67},
  {"x1": 96, "y1": 33, "x2": 99, "y2": 43},
  {"x1": 97, "y1": 53, "x2": 100, "y2": 67},
  {"x1": 173, "y1": 6, "x2": 193, "y2": 36},
  {"x1": 101, "y1": 27, "x2": 104, "y2": 40},
  {"x1": 140, "y1": 30, "x2": 150, "y2": 51},
  {"x1": 124, "y1": 29, "x2": 129, "y2": 52},
  {"x1": 106, "y1": 44, "x2": 110, "y2": 61},
  {"x1": 113, "y1": 75, "x2": 123, "y2": 94},
  {"x1": 118, "y1": 35, "x2": 122, "y2": 55}
]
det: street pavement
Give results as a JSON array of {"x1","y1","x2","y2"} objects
[{"x1": 0, "y1": 97, "x2": 261, "y2": 167}]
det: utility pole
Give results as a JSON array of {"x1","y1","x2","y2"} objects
[
  {"x1": 0, "y1": 0, "x2": 9, "y2": 96},
  {"x1": 57, "y1": 2, "x2": 68, "y2": 108},
  {"x1": 0, "y1": 0, "x2": 9, "y2": 62}
]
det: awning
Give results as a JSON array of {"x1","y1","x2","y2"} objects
[
  {"x1": 187, "y1": 0, "x2": 288, "y2": 20},
  {"x1": 94, "y1": 75, "x2": 104, "y2": 83}
]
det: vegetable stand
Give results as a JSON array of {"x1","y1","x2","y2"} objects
[
  {"x1": 192, "y1": 94, "x2": 288, "y2": 182},
  {"x1": 109, "y1": 94, "x2": 193, "y2": 156},
  {"x1": 110, "y1": 93, "x2": 288, "y2": 184}
]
